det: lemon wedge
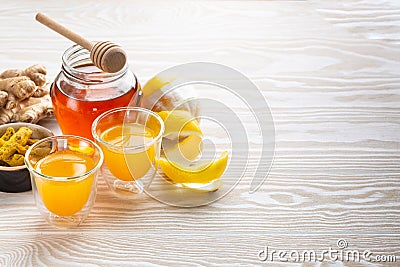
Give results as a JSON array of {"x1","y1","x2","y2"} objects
[
  {"x1": 148, "y1": 109, "x2": 227, "y2": 191},
  {"x1": 159, "y1": 151, "x2": 229, "y2": 184}
]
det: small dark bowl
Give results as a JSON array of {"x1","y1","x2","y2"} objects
[{"x1": 0, "y1": 123, "x2": 53, "y2": 193}]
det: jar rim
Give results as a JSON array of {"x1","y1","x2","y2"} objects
[{"x1": 61, "y1": 44, "x2": 128, "y2": 83}]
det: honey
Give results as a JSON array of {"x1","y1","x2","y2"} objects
[{"x1": 52, "y1": 45, "x2": 141, "y2": 140}]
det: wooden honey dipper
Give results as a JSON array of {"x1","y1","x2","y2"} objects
[{"x1": 36, "y1": 13, "x2": 127, "y2": 73}]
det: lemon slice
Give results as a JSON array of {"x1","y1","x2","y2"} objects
[
  {"x1": 142, "y1": 76, "x2": 171, "y2": 97},
  {"x1": 157, "y1": 110, "x2": 202, "y2": 140},
  {"x1": 68, "y1": 143, "x2": 95, "y2": 156},
  {"x1": 146, "y1": 109, "x2": 202, "y2": 141},
  {"x1": 159, "y1": 151, "x2": 228, "y2": 184},
  {"x1": 163, "y1": 134, "x2": 203, "y2": 163},
  {"x1": 180, "y1": 180, "x2": 223, "y2": 192}
]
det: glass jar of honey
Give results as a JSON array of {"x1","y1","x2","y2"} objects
[{"x1": 51, "y1": 44, "x2": 141, "y2": 140}]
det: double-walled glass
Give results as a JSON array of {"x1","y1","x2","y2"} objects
[
  {"x1": 92, "y1": 107, "x2": 164, "y2": 196},
  {"x1": 51, "y1": 44, "x2": 141, "y2": 140},
  {"x1": 25, "y1": 136, "x2": 103, "y2": 227}
]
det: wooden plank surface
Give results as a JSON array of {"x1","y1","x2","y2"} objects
[
  {"x1": 312, "y1": 0, "x2": 400, "y2": 44},
  {"x1": 0, "y1": 0, "x2": 400, "y2": 266}
]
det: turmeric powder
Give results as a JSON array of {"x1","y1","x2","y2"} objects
[
  {"x1": 1, "y1": 127, "x2": 15, "y2": 141},
  {"x1": 0, "y1": 126, "x2": 33, "y2": 167},
  {"x1": 0, "y1": 127, "x2": 15, "y2": 147},
  {"x1": 16, "y1": 144, "x2": 30, "y2": 155},
  {"x1": 6, "y1": 153, "x2": 25, "y2": 167},
  {"x1": 27, "y1": 139, "x2": 39, "y2": 146}
]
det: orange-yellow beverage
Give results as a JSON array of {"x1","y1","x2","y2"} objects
[
  {"x1": 100, "y1": 123, "x2": 155, "y2": 181},
  {"x1": 34, "y1": 150, "x2": 96, "y2": 216}
]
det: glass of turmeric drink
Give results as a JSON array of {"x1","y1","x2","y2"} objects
[
  {"x1": 92, "y1": 107, "x2": 164, "y2": 196},
  {"x1": 25, "y1": 136, "x2": 103, "y2": 227}
]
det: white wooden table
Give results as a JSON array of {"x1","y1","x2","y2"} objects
[{"x1": 1, "y1": 0, "x2": 399, "y2": 266}]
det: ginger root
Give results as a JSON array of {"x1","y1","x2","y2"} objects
[
  {"x1": 0, "y1": 65, "x2": 53, "y2": 125},
  {"x1": 0, "y1": 108, "x2": 15, "y2": 125},
  {"x1": 32, "y1": 82, "x2": 51, "y2": 98},
  {"x1": 13, "y1": 94, "x2": 53, "y2": 123},
  {"x1": 0, "y1": 76, "x2": 36, "y2": 101},
  {"x1": 0, "y1": 91, "x2": 8, "y2": 108},
  {"x1": 0, "y1": 64, "x2": 47, "y2": 87}
]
